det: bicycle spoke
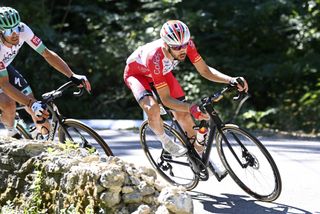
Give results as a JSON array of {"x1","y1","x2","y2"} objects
[
  {"x1": 59, "y1": 120, "x2": 113, "y2": 157},
  {"x1": 70, "y1": 127, "x2": 90, "y2": 148},
  {"x1": 217, "y1": 125, "x2": 281, "y2": 201},
  {"x1": 140, "y1": 121, "x2": 199, "y2": 190}
]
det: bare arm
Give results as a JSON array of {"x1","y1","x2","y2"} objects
[
  {"x1": 0, "y1": 77, "x2": 35, "y2": 106},
  {"x1": 41, "y1": 48, "x2": 74, "y2": 78},
  {"x1": 42, "y1": 48, "x2": 91, "y2": 91},
  {"x1": 193, "y1": 58, "x2": 232, "y2": 83},
  {"x1": 193, "y1": 58, "x2": 248, "y2": 91},
  {"x1": 157, "y1": 85, "x2": 190, "y2": 112}
]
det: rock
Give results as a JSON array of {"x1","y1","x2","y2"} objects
[
  {"x1": 100, "y1": 190, "x2": 121, "y2": 207},
  {"x1": 122, "y1": 191, "x2": 143, "y2": 204},
  {"x1": 132, "y1": 204, "x2": 151, "y2": 214},
  {"x1": 0, "y1": 139, "x2": 193, "y2": 213},
  {"x1": 158, "y1": 186, "x2": 193, "y2": 214}
]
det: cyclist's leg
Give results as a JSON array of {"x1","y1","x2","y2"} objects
[
  {"x1": 165, "y1": 73, "x2": 204, "y2": 153},
  {"x1": 0, "y1": 90, "x2": 17, "y2": 137},
  {"x1": 125, "y1": 74, "x2": 163, "y2": 133},
  {"x1": 7, "y1": 65, "x2": 50, "y2": 138},
  {"x1": 124, "y1": 65, "x2": 186, "y2": 156},
  {"x1": 124, "y1": 63, "x2": 164, "y2": 135}
]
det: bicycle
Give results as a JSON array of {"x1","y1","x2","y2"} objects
[
  {"x1": 14, "y1": 81, "x2": 113, "y2": 157},
  {"x1": 139, "y1": 82, "x2": 282, "y2": 202}
]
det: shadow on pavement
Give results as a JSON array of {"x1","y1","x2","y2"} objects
[{"x1": 190, "y1": 191, "x2": 313, "y2": 214}]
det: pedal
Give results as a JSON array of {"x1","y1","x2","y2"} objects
[
  {"x1": 188, "y1": 156, "x2": 209, "y2": 181},
  {"x1": 162, "y1": 150, "x2": 172, "y2": 160}
]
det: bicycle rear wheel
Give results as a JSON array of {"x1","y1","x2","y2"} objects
[
  {"x1": 216, "y1": 124, "x2": 281, "y2": 201},
  {"x1": 58, "y1": 119, "x2": 113, "y2": 157},
  {"x1": 139, "y1": 120, "x2": 199, "y2": 190}
]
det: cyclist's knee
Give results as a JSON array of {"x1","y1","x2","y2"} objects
[
  {"x1": 0, "y1": 96, "x2": 16, "y2": 112},
  {"x1": 144, "y1": 103, "x2": 161, "y2": 120}
]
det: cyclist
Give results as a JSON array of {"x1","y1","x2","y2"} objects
[
  {"x1": 0, "y1": 6, "x2": 91, "y2": 139},
  {"x1": 124, "y1": 20, "x2": 248, "y2": 157}
]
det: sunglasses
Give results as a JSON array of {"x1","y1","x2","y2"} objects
[
  {"x1": 169, "y1": 43, "x2": 188, "y2": 51},
  {"x1": 3, "y1": 25, "x2": 21, "y2": 37}
]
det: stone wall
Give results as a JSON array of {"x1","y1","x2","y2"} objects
[{"x1": 0, "y1": 137, "x2": 193, "y2": 213}]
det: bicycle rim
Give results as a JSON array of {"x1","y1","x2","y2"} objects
[
  {"x1": 139, "y1": 121, "x2": 199, "y2": 190},
  {"x1": 16, "y1": 123, "x2": 32, "y2": 139},
  {"x1": 58, "y1": 119, "x2": 113, "y2": 157},
  {"x1": 216, "y1": 124, "x2": 282, "y2": 201}
]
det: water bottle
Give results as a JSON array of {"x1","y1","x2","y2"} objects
[
  {"x1": 29, "y1": 126, "x2": 41, "y2": 139},
  {"x1": 196, "y1": 126, "x2": 208, "y2": 145}
]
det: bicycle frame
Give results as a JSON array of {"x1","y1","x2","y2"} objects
[
  {"x1": 143, "y1": 84, "x2": 282, "y2": 200},
  {"x1": 152, "y1": 84, "x2": 249, "y2": 179},
  {"x1": 39, "y1": 81, "x2": 85, "y2": 142},
  {"x1": 45, "y1": 102, "x2": 65, "y2": 141},
  {"x1": 199, "y1": 87, "x2": 253, "y2": 169},
  {"x1": 150, "y1": 86, "x2": 200, "y2": 157}
]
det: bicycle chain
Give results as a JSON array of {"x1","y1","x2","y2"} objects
[{"x1": 188, "y1": 155, "x2": 209, "y2": 181}]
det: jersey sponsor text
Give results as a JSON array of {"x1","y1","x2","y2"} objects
[{"x1": 31, "y1": 35, "x2": 41, "y2": 46}]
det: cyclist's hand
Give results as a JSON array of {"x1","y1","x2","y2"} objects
[
  {"x1": 70, "y1": 74, "x2": 92, "y2": 93},
  {"x1": 189, "y1": 104, "x2": 209, "y2": 120},
  {"x1": 30, "y1": 101, "x2": 49, "y2": 118},
  {"x1": 230, "y1": 77, "x2": 248, "y2": 92}
]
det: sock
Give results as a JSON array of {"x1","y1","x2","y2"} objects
[
  {"x1": 5, "y1": 126, "x2": 17, "y2": 137},
  {"x1": 157, "y1": 133, "x2": 170, "y2": 144}
]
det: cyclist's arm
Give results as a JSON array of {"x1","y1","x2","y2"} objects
[
  {"x1": 157, "y1": 86, "x2": 190, "y2": 112},
  {"x1": 0, "y1": 76, "x2": 35, "y2": 106},
  {"x1": 193, "y1": 58, "x2": 232, "y2": 84},
  {"x1": 41, "y1": 48, "x2": 74, "y2": 78},
  {"x1": 21, "y1": 23, "x2": 74, "y2": 78}
]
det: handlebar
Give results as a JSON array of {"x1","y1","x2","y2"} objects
[
  {"x1": 41, "y1": 81, "x2": 86, "y2": 103},
  {"x1": 199, "y1": 84, "x2": 250, "y2": 111}
]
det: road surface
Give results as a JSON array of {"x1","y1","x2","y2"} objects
[
  {"x1": 1, "y1": 126, "x2": 319, "y2": 213},
  {"x1": 98, "y1": 129, "x2": 320, "y2": 214}
]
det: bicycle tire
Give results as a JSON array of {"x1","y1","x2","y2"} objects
[
  {"x1": 216, "y1": 124, "x2": 281, "y2": 201},
  {"x1": 139, "y1": 120, "x2": 199, "y2": 190},
  {"x1": 58, "y1": 119, "x2": 113, "y2": 157},
  {"x1": 16, "y1": 123, "x2": 32, "y2": 139}
]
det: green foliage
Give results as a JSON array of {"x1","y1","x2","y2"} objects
[
  {"x1": 3, "y1": 0, "x2": 320, "y2": 132},
  {"x1": 26, "y1": 166, "x2": 46, "y2": 213},
  {"x1": 59, "y1": 139, "x2": 80, "y2": 150},
  {"x1": 243, "y1": 108, "x2": 277, "y2": 129}
]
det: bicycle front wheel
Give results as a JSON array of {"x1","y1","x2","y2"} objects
[
  {"x1": 216, "y1": 124, "x2": 282, "y2": 201},
  {"x1": 139, "y1": 120, "x2": 199, "y2": 190},
  {"x1": 16, "y1": 123, "x2": 32, "y2": 139},
  {"x1": 58, "y1": 119, "x2": 113, "y2": 157}
]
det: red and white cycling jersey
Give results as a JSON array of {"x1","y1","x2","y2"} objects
[
  {"x1": 0, "y1": 22, "x2": 46, "y2": 77},
  {"x1": 124, "y1": 38, "x2": 202, "y2": 91}
]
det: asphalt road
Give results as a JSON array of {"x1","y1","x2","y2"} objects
[
  {"x1": 96, "y1": 129, "x2": 320, "y2": 214},
  {"x1": 1, "y1": 127, "x2": 319, "y2": 213}
]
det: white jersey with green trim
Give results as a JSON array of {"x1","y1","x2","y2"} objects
[{"x1": 0, "y1": 22, "x2": 46, "y2": 76}]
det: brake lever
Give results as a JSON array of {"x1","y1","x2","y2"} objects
[
  {"x1": 233, "y1": 91, "x2": 249, "y2": 101},
  {"x1": 73, "y1": 88, "x2": 85, "y2": 97}
]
